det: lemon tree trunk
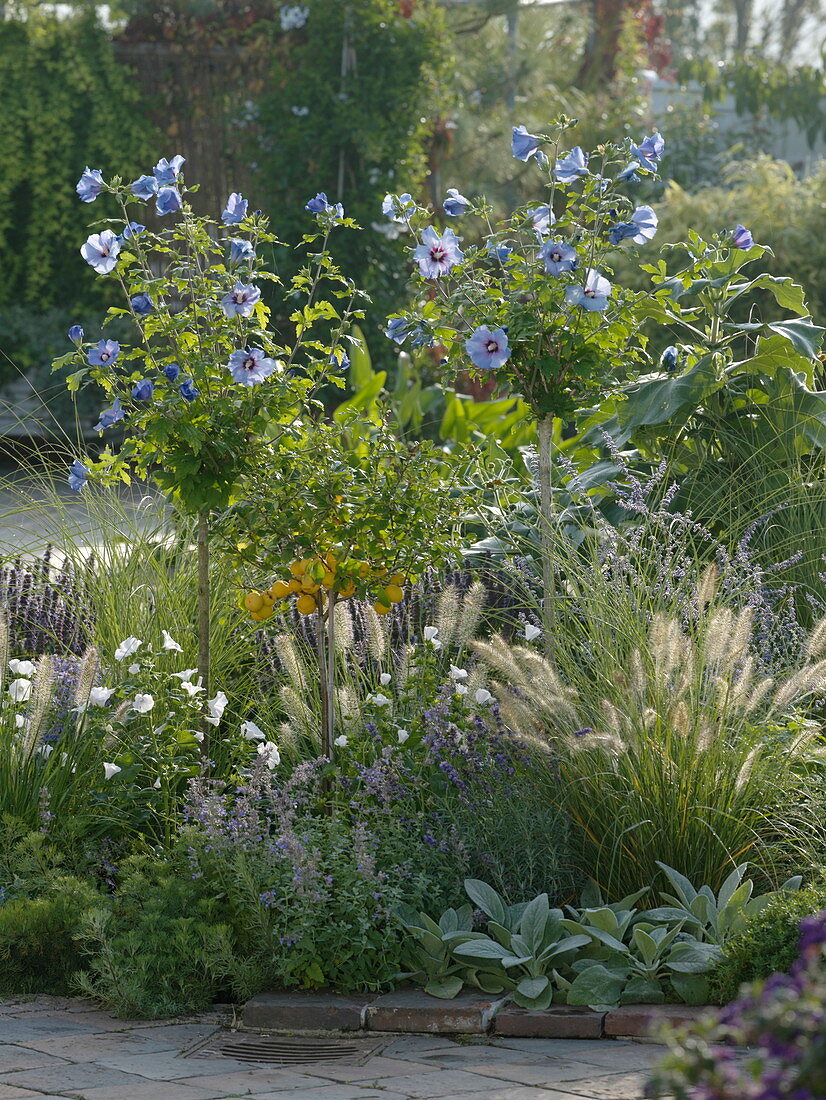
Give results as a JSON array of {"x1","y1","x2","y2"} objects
[{"x1": 197, "y1": 511, "x2": 211, "y2": 747}]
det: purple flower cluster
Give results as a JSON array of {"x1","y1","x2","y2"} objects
[
  {"x1": 650, "y1": 912, "x2": 826, "y2": 1099},
  {"x1": 0, "y1": 551, "x2": 93, "y2": 656}
]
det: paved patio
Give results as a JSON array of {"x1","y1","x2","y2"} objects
[{"x1": 0, "y1": 997, "x2": 669, "y2": 1100}]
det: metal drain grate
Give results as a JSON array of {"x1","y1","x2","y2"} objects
[
  {"x1": 222, "y1": 1038, "x2": 359, "y2": 1064},
  {"x1": 191, "y1": 1032, "x2": 386, "y2": 1066}
]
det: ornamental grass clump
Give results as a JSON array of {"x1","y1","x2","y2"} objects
[{"x1": 472, "y1": 582, "x2": 826, "y2": 899}]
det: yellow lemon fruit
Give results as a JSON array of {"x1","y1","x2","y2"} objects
[
  {"x1": 322, "y1": 570, "x2": 336, "y2": 588},
  {"x1": 251, "y1": 605, "x2": 273, "y2": 622},
  {"x1": 385, "y1": 584, "x2": 404, "y2": 604},
  {"x1": 300, "y1": 577, "x2": 320, "y2": 594},
  {"x1": 337, "y1": 580, "x2": 356, "y2": 599},
  {"x1": 388, "y1": 573, "x2": 406, "y2": 586},
  {"x1": 289, "y1": 559, "x2": 308, "y2": 579},
  {"x1": 244, "y1": 592, "x2": 264, "y2": 613},
  {"x1": 325, "y1": 552, "x2": 338, "y2": 570},
  {"x1": 287, "y1": 578, "x2": 303, "y2": 594},
  {"x1": 296, "y1": 593, "x2": 317, "y2": 615},
  {"x1": 261, "y1": 592, "x2": 276, "y2": 606},
  {"x1": 270, "y1": 580, "x2": 291, "y2": 600},
  {"x1": 373, "y1": 601, "x2": 391, "y2": 616}
]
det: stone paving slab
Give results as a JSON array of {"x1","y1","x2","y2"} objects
[{"x1": 0, "y1": 996, "x2": 668, "y2": 1100}]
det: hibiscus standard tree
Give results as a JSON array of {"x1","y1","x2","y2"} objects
[
  {"x1": 57, "y1": 156, "x2": 365, "y2": 716},
  {"x1": 382, "y1": 118, "x2": 664, "y2": 649}
]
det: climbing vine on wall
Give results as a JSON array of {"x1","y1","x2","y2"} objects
[
  {"x1": 250, "y1": 0, "x2": 453, "y2": 359},
  {"x1": 0, "y1": 11, "x2": 157, "y2": 316}
]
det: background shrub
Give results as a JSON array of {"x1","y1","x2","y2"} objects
[
  {"x1": 0, "y1": 874, "x2": 99, "y2": 995},
  {"x1": 710, "y1": 877, "x2": 826, "y2": 1004}
]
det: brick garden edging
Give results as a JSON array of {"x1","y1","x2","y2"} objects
[{"x1": 243, "y1": 990, "x2": 712, "y2": 1041}]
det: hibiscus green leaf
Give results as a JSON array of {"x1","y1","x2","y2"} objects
[
  {"x1": 347, "y1": 324, "x2": 374, "y2": 390},
  {"x1": 749, "y1": 273, "x2": 809, "y2": 316},
  {"x1": 767, "y1": 318, "x2": 825, "y2": 359},
  {"x1": 617, "y1": 356, "x2": 721, "y2": 431}
]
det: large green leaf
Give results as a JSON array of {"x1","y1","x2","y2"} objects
[
  {"x1": 620, "y1": 978, "x2": 665, "y2": 1005},
  {"x1": 464, "y1": 879, "x2": 509, "y2": 926},
  {"x1": 666, "y1": 941, "x2": 723, "y2": 974},
  {"x1": 749, "y1": 273, "x2": 810, "y2": 316},
  {"x1": 519, "y1": 893, "x2": 550, "y2": 955},
  {"x1": 670, "y1": 972, "x2": 710, "y2": 1005},
  {"x1": 347, "y1": 324, "x2": 374, "y2": 390},
  {"x1": 766, "y1": 367, "x2": 826, "y2": 450},
  {"x1": 567, "y1": 964, "x2": 627, "y2": 1010},
  {"x1": 513, "y1": 975, "x2": 553, "y2": 1010},
  {"x1": 737, "y1": 334, "x2": 817, "y2": 384},
  {"x1": 425, "y1": 977, "x2": 463, "y2": 999},
  {"x1": 769, "y1": 319, "x2": 825, "y2": 359},
  {"x1": 453, "y1": 938, "x2": 511, "y2": 961},
  {"x1": 617, "y1": 357, "x2": 722, "y2": 431}
]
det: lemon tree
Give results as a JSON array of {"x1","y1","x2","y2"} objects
[{"x1": 218, "y1": 413, "x2": 468, "y2": 760}]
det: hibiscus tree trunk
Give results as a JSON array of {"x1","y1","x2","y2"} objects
[{"x1": 537, "y1": 414, "x2": 556, "y2": 661}]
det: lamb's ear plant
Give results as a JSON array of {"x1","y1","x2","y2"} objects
[
  {"x1": 394, "y1": 903, "x2": 475, "y2": 999},
  {"x1": 645, "y1": 861, "x2": 802, "y2": 947},
  {"x1": 452, "y1": 883, "x2": 592, "y2": 1009},
  {"x1": 57, "y1": 159, "x2": 363, "y2": 729}
]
